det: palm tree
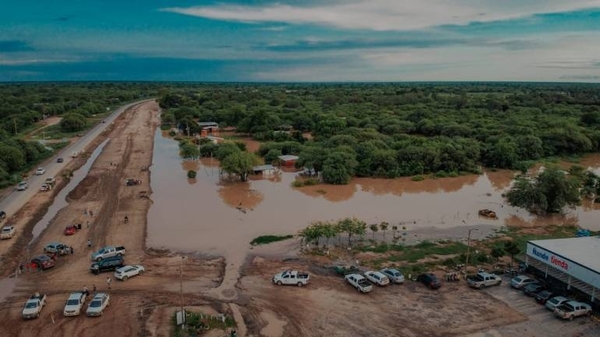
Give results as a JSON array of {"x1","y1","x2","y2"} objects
[
  {"x1": 380, "y1": 222, "x2": 389, "y2": 239},
  {"x1": 392, "y1": 225, "x2": 398, "y2": 238},
  {"x1": 369, "y1": 224, "x2": 379, "y2": 240}
]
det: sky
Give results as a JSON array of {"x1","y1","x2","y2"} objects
[{"x1": 1, "y1": 0, "x2": 600, "y2": 82}]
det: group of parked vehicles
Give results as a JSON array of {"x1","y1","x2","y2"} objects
[
  {"x1": 509, "y1": 275, "x2": 593, "y2": 321},
  {"x1": 337, "y1": 266, "x2": 410, "y2": 293},
  {"x1": 21, "y1": 292, "x2": 111, "y2": 319}
]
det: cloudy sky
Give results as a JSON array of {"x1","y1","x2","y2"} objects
[{"x1": 1, "y1": 0, "x2": 600, "y2": 82}]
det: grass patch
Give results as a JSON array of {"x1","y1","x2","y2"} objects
[
  {"x1": 291, "y1": 178, "x2": 319, "y2": 187},
  {"x1": 411, "y1": 175, "x2": 425, "y2": 181},
  {"x1": 361, "y1": 240, "x2": 467, "y2": 265},
  {"x1": 172, "y1": 311, "x2": 235, "y2": 337},
  {"x1": 250, "y1": 234, "x2": 294, "y2": 246}
]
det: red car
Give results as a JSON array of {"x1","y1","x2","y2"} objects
[
  {"x1": 64, "y1": 225, "x2": 77, "y2": 236},
  {"x1": 31, "y1": 255, "x2": 55, "y2": 270}
]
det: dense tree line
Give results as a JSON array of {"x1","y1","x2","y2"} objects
[
  {"x1": 0, "y1": 83, "x2": 160, "y2": 187},
  {"x1": 159, "y1": 83, "x2": 600, "y2": 184}
]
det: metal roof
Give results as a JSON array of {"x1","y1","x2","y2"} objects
[
  {"x1": 197, "y1": 122, "x2": 218, "y2": 126},
  {"x1": 529, "y1": 236, "x2": 600, "y2": 273},
  {"x1": 278, "y1": 155, "x2": 299, "y2": 161},
  {"x1": 253, "y1": 165, "x2": 275, "y2": 171}
]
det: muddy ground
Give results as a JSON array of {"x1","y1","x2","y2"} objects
[{"x1": 0, "y1": 100, "x2": 596, "y2": 337}]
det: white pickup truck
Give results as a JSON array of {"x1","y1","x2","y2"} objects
[
  {"x1": 1, "y1": 225, "x2": 15, "y2": 239},
  {"x1": 467, "y1": 272, "x2": 502, "y2": 289},
  {"x1": 345, "y1": 274, "x2": 373, "y2": 293},
  {"x1": 272, "y1": 270, "x2": 310, "y2": 287},
  {"x1": 554, "y1": 301, "x2": 592, "y2": 320},
  {"x1": 91, "y1": 245, "x2": 126, "y2": 261},
  {"x1": 22, "y1": 294, "x2": 47, "y2": 319}
]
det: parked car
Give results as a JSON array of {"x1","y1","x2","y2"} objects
[
  {"x1": 16, "y1": 181, "x2": 28, "y2": 191},
  {"x1": 115, "y1": 265, "x2": 145, "y2": 281},
  {"x1": 22, "y1": 294, "x2": 46, "y2": 319},
  {"x1": 545, "y1": 296, "x2": 571, "y2": 311},
  {"x1": 31, "y1": 255, "x2": 55, "y2": 270},
  {"x1": 553, "y1": 301, "x2": 592, "y2": 320},
  {"x1": 345, "y1": 274, "x2": 373, "y2": 293},
  {"x1": 63, "y1": 292, "x2": 87, "y2": 317},
  {"x1": 272, "y1": 270, "x2": 309, "y2": 287},
  {"x1": 364, "y1": 271, "x2": 390, "y2": 286},
  {"x1": 417, "y1": 273, "x2": 442, "y2": 289},
  {"x1": 44, "y1": 242, "x2": 68, "y2": 254},
  {"x1": 0, "y1": 211, "x2": 6, "y2": 221},
  {"x1": 57, "y1": 157, "x2": 64, "y2": 163},
  {"x1": 44, "y1": 177, "x2": 56, "y2": 187},
  {"x1": 86, "y1": 293, "x2": 110, "y2": 317},
  {"x1": 535, "y1": 291, "x2": 556, "y2": 305},
  {"x1": 523, "y1": 282, "x2": 546, "y2": 296},
  {"x1": 1, "y1": 225, "x2": 15, "y2": 239},
  {"x1": 510, "y1": 275, "x2": 537, "y2": 289},
  {"x1": 64, "y1": 225, "x2": 78, "y2": 236},
  {"x1": 380, "y1": 268, "x2": 405, "y2": 284},
  {"x1": 35, "y1": 167, "x2": 46, "y2": 175},
  {"x1": 91, "y1": 245, "x2": 126, "y2": 261},
  {"x1": 90, "y1": 256, "x2": 124, "y2": 275},
  {"x1": 466, "y1": 272, "x2": 502, "y2": 289}
]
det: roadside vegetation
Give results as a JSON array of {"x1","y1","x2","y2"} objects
[
  {"x1": 159, "y1": 83, "x2": 600, "y2": 185},
  {"x1": 171, "y1": 310, "x2": 236, "y2": 337},
  {"x1": 250, "y1": 234, "x2": 294, "y2": 246},
  {"x1": 0, "y1": 83, "x2": 158, "y2": 187}
]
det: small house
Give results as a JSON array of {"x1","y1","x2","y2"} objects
[
  {"x1": 197, "y1": 122, "x2": 220, "y2": 137},
  {"x1": 278, "y1": 155, "x2": 299, "y2": 167},
  {"x1": 253, "y1": 165, "x2": 276, "y2": 176}
]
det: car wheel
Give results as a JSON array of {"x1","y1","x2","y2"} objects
[
  {"x1": 480, "y1": 284, "x2": 486, "y2": 289},
  {"x1": 276, "y1": 281, "x2": 282, "y2": 286},
  {"x1": 587, "y1": 311, "x2": 592, "y2": 316},
  {"x1": 122, "y1": 276, "x2": 128, "y2": 281},
  {"x1": 569, "y1": 315, "x2": 574, "y2": 321},
  {"x1": 96, "y1": 257, "x2": 102, "y2": 262},
  {"x1": 297, "y1": 282, "x2": 303, "y2": 287}
]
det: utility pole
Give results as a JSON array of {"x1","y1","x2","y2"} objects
[
  {"x1": 180, "y1": 256, "x2": 185, "y2": 329},
  {"x1": 464, "y1": 223, "x2": 479, "y2": 274}
]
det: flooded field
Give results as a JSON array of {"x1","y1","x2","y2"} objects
[{"x1": 147, "y1": 131, "x2": 600, "y2": 257}]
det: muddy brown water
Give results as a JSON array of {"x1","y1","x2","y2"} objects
[{"x1": 147, "y1": 132, "x2": 600, "y2": 258}]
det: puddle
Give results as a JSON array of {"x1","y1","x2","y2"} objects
[
  {"x1": 29, "y1": 139, "x2": 110, "y2": 245},
  {"x1": 0, "y1": 277, "x2": 18, "y2": 303}
]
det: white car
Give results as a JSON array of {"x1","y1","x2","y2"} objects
[
  {"x1": 63, "y1": 292, "x2": 87, "y2": 317},
  {"x1": 16, "y1": 182, "x2": 28, "y2": 191},
  {"x1": 345, "y1": 274, "x2": 373, "y2": 293},
  {"x1": 1, "y1": 225, "x2": 15, "y2": 239},
  {"x1": 380, "y1": 268, "x2": 405, "y2": 284},
  {"x1": 86, "y1": 293, "x2": 110, "y2": 317},
  {"x1": 35, "y1": 167, "x2": 46, "y2": 175},
  {"x1": 364, "y1": 271, "x2": 390, "y2": 286},
  {"x1": 114, "y1": 265, "x2": 145, "y2": 281}
]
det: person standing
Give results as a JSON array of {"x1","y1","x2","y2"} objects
[
  {"x1": 124, "y1": 215, "x2": 129, "y2": 224},
  {"x1": 106, "y1": 276, "x2": 112, "y2": 290},
  {"x1": 87, "y1": 239, "x2": 92, "y2": 248},
  {"x1": 93, "y1": 284, "x2": 97, "y2": 294},
  {"x1": 83, "y1": 285, "x2": 89, "y2": 297}
]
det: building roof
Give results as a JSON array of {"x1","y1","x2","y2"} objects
[
  {"x1": 278, "y1": 155, "x2": 299, "y2": 161},
  {"x1": 529, "y1": 236, "x2": 600, "y2": 273},
  {"x1": 197, "y1": 122, "x2": 218, "y2": 127},
  {"x1": 253, "y1": 165, "x2": 275, "y2": 171}
]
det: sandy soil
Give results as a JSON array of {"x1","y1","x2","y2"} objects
[{"x1": 1, "y1": 101, "x2": 591, "y2": 337}]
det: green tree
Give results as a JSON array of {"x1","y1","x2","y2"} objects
[
  {"x1": 220, "y1": 152, "x2": 261, "y2": 181},
  {"x1": 297, "y1": 146, "x2": 328, "y2": 176},
  {"x1": 0, "y1": 145, "x2": 25, "y2": 172},
  {"x1": 60, "y1": 113, "x2": 87, "y2": 132},
  {"x1": 179, "y1": 143, "x2": 200, "y2": 159},
  {"x1": 322, "y1": 151, "x2": 358, "y2": 185},
  {"x1": 506, "y1": 166, "x2": 581, "y2": 214},
  {"x1": 379, "y1": 222, "x2": 389, "y2": 239},
  {"x1": 369, "y1": 224, "x2": 379, "y2": 240},
  {"x1": 215, "y1": 142, "x2": 242, "y2": 161},
  {"x1": 490, "y1": 247, "x2": 504, "y2": 264},
  {"x1": 503, "y1": 241, "x2": 521, "y2": 264}
]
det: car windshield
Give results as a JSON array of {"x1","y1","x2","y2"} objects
[
  {"x1": 1, "y1": 228, "x2": 10, "y2": 233},
  {"x1": 25, "y1": 302, "x2": 38, "y2": 308},
  {"x1": 89, "y1": 300, "x2": 102, "y2": 308},
  {"x1": 67, "y1": 299, "x2": 80, "y2": 305},
  {"x1": 358, "y1": 279, "x2": 369, "y2": 286}
]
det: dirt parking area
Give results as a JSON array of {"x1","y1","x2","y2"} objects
[{"x1": 467, "y1": 278, "x2": 600, "y2": 337}]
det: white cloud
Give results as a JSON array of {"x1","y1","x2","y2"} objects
[{"x1": 162, "y1": 0, "x2": 600, "y2": 31}]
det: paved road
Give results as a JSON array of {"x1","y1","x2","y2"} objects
[
  {"x1": 0, "y1": 99, "x2": 153, "y2": 220},
  {"x1": 466, "y1": 276, "x2": 600, "y2": 337}
]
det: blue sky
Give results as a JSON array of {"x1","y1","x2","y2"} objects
[{"x1": 1, "y1": 0, "x2": 600, "y2": 82}]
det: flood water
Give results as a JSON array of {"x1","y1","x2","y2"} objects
[
  {"x1": 147, "y1": 131, "x2": 600, "y2": 259},
  {"x1": 29, "y1": 139, "x2": 110, "y2": 244}
]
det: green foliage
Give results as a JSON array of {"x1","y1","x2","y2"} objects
[
  {"x1": 322, "y1": 151, "x2": 358, "y2": 184},
  {"x1": 187, "y1": 170, "x2": 197, "y2": 179},
  {"x1": 411, "y1": 175, "x2": 425, "y2": 181},
  {"x1": 490, "y1": 246, "x2": 504, "y2": 263},
  {"x1": 506, "y1": 166, "x2": 581, "y2": 213},
  {"x1": 179, "y1": 143, "x2": 200, "y2": 159},
  {"x1": 220, "y1": 151, "x2": 261, "y2": 181},
  {"x1": 60, "y1": 113, "x2": 87, "y2": 132},
  {"x1": 503, "y1": 241, "x2": 521, "y2": 263},
  {"x1": 250, "y1": 235, "x2": 294, "y2": 246},
  {"x1": 215, "y1": 142, "x2": 242, "y2": 161},
  {"x1": 291, "y1": 178, "x2": 319, "y2": 187}
]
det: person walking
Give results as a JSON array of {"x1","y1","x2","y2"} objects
[
  {"x1": 83, "y1": 285, "x2": 89, "y2": 297},
  {"x1": 90, "y1": 210, "x2": 94, "y2": 217},
  {"x1": 86, "y1": 221, "x2": 90, "y2": 229},
  {"x1": 124, "y1": 215, "x2": 129, "y2": 224},
  {"x1": 106, "y1": 276, "x2": 112, "y2": 290},
  {"x1": 87, "y1": 239, "x2": 92, "y2": 248}
]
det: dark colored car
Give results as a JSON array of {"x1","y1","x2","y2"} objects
[
  {"x1": 31, "y1": 255, "x2": 55, "y2": 270},
  {"x1": 90, "y1": 256, "x2": 124, "y2": 275},
  {"x1": 0, "y1": 211, "x2": 6, "y2": 221},
  {"x1": 417, "y1": 273, "x2": 442, "y2": 289},
  {"x1": 523, "y1": 282, "x2": 545, "y2": 296},
  {"x1": 535, "y1": 290, "x2": 556, "y2": 304},
  {"x1": 57, "y1": 158, "x2": 64, "y2": 163}
]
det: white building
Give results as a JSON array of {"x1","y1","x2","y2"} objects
[{"x1": 526, "y1": 237, "x2": 600, "y2": 302}]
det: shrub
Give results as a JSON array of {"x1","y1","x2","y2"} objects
[
  {"x1": 187, "y1": 170, "x2": 197, "y2": 178},
  {"x1": 411, "y1": 175, "x2": 425, "y2": 181}
]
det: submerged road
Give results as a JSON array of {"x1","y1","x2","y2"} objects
[{"x1": 0, "y1": 99, "x2": 154, "y2": 220}]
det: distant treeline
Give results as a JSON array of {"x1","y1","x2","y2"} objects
[{"x1": 159, "y1": 83, "x2": 600, "y2": 184}]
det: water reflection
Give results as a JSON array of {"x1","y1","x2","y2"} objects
[{"x1": 218, "y1": 181, "x2": 264, "y2": 210}]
